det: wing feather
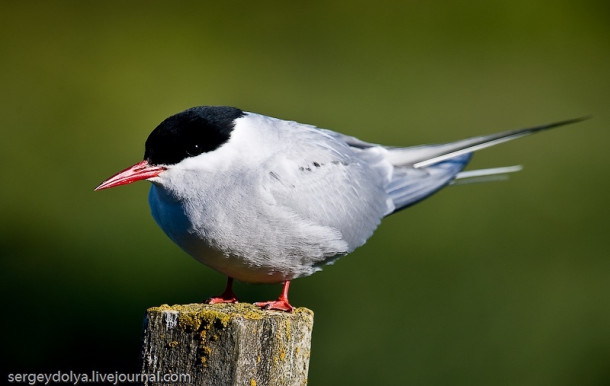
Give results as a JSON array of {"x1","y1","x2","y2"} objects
[{"x1": 263, "y1": 126, "x2": 390, "y2": 252}]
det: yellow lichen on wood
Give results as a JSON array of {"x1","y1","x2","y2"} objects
[{"x1": 167, "y1": 341, "x2": 178, "y2": 348}]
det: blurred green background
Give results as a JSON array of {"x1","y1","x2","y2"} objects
[{"x1": 1, "y1": 1, "x2": 609, "y2": 385}]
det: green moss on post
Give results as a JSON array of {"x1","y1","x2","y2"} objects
[{"x1": 141, "y1": 303, "x2": 314, "y2": 386}]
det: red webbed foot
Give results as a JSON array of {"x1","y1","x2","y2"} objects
[
  {"x1": 254, "y1": 299, "x2": 293, "y2": 312},
  {"x1": 206, "y1": 295, "x2": 238, "y2": 304},
  {"x1": 254, "y1": 281, "x2": 293, "y2": 312}
]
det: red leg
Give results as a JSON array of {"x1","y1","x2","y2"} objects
[
  {"x1": 255, "y1": 281, "x2": 293, "y2": 312},
  {"x1": 205, "y1": 277, "x2": 238, "y2": 304}
]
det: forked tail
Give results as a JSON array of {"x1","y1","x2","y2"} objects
[{"x1": 385, "y1": 117, "x2": 587, "y2": 214}]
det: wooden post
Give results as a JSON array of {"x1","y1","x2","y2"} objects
[{"x1": 141, "y1": 303, "x2": 314, "y2": 386}]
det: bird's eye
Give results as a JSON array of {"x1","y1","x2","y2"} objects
[{"x1": 186, "y1": 143, "x2": 202, "y2": 156}]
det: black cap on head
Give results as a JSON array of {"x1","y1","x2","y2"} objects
[{"x1": 144, "y1": 106, "x2": 244, "y2": 166}]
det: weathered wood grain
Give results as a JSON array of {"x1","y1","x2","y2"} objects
[{"x1": 141, "y1": 303, "x2": 314, "y2": 386}]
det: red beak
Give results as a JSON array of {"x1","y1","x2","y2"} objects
[{"x1": 95, "y1": 160, "x2": 166, "y2": 191}]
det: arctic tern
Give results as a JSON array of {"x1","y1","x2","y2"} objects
[{"x1": 95, "y1": 106, "x2": 583, "y2": 311}]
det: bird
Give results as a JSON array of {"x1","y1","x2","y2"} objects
[{"x1": 95, "y1": 106, "x2": 584, "y2": 311}]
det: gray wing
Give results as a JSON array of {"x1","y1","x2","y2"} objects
[
  {"x1": 262, "y1": 117, "x2": 584, "y2": 255},
  {"x1": 262, "y1": 126, "x2": 391, "y2": 253},
  {"x1": 322, "y1": 117, "x2": 585, "y2": 213}
]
